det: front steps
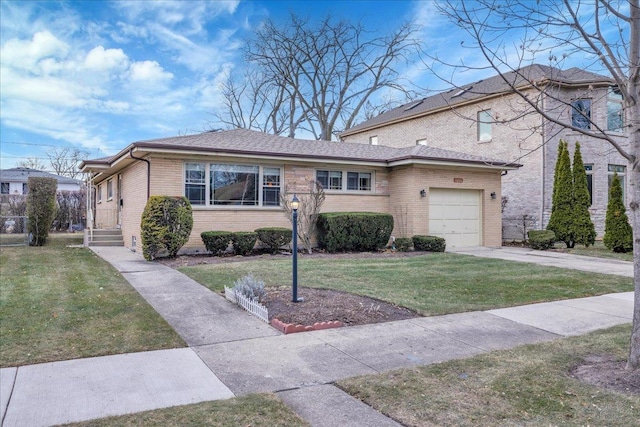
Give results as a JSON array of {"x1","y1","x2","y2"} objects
[{"x1": 88, "y1": 229, "x2": 124, "y2": 247}]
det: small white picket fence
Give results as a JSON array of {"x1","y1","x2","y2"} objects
[{"x1": 224, "y1": 286, "x2": 269, "y2": 323}]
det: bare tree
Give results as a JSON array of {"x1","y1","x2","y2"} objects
[
  {"x1": 216, "y1": 13, "x2": 420, "y2": 140},
  {"x1": 433, "y1": 0, "x2": 639, "y2": 370},
  {"x1": 17, "y1": 157, "x2": 46, "y2": 171},
  {"x1": 47, "y1": 147, "x2": 89, "y2": 179},
  {"x1": 280, "y1": 179, "x2": 326, "y2": 254}
]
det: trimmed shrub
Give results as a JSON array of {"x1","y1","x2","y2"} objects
[
  {"x1": 233, "y1": 273, "x2": 267, "y2": 303},
  {"x1": 201, "y1": 231, "x2": 233, "y2": 255},
  {"x1": 395, "y1": 237, "x2": 413, "y2": 252},
  {"x1": 231, "y1": 231, "x2": 258, "y2": 255},
  {"x1": 26, "y1": 177, "x2": 57, "y2": 246},
  {"x1": 547, "y1": 141, "x2": 574, "y2": 247},
  {"x1": 316, "y1": 212, "x2": 394, "y2": 252},
  {"x1": 571, "y1": 143, "x2": 596, "y2": 246},
  {"x1": 527, "y1": 230, "x2": 556, "y2": 250},
  {"x1": 603, "y1": 173, "x2": 633, "y2": 253},
  {"x1": 255, "y1": 227, "x2": 292, "y2": 253},
  {"x1": 412, "y1": 235, "x2": 446, "y2": 252},
  {"x1": 141, "y1": 196, "x2": 193, "y2": 261}
]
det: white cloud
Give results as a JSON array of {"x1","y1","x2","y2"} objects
[
  {"x1": 84, "y1": 46, "x2": 129, "y2": 73},
  {"x1": 128, "y1": 60, "x2": 174, "y2": 84},
  {"x1": 1, "y1": 31, "x2": 69, "y2": 73}
]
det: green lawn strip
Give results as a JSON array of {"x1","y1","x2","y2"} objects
[
  {"x1": 64, "y1": 393, "x2": 309, "y2": 427},
  {"x1": 337, "y1": 325, "x2": 638, "y2": 427},
  {"x1": 553, "y1": 241, "x2": 634, "y2": 262},
  {"x1": 0, "y1": 234, "x2": 185, "y2": 367},
  {"x1": 179, "y1": 253, "x2": 632, "y2": 316}
]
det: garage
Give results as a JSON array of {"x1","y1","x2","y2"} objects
[{"x1": 428, "y1": 188, "x2": 482, "y2": 247}]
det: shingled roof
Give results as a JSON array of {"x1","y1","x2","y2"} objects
[
  {"x1": 0, "y1": 167, "x2": 83, "y2": 185},
  {"x1": 82, "y1": 128, "x2": 518, "y2": 171},
  {"x1": 341, "y1": 64, "x2": 613, "y2": 136}
]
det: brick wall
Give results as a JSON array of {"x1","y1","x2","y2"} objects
[{"x1": 344, "y1": 88, "x2": 628, "y2": 239}]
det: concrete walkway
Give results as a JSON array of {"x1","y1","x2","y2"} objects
[
  {"x1": 449, "y1": 246, "x2": 634, "y2": 277},
  {"x1": 0, "y1": 247, "x2": 634, "y2": 427}
]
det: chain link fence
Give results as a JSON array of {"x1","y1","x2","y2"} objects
[{"x1": 0, "y1": 216, "x2": 29, "y2": 246}]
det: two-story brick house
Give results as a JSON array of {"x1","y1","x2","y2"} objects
[{"x1": 340, "y1": 64, "x2": 628, "y2": 240}]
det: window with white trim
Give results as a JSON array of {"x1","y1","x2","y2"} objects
[
  {"x1": 477, "y1": 110, "x2": 492, "y2": 142},
  {"x1": 0, "y1": 182, "x2": 9, "y2": 195},
  {"x1": 369, "y1": 135, "x2": 378, "y2": 145},
  {"x1": 607, "y1": 87, "x2": 623, "y2": 132},
  {"x1": 608, "y1": 164, "x2": 626, "y2": 203},
  {"x1": 184, "y1": 162, "x2": 281, "y2": 207},
  {"x1": 584, "y1": 164, "x2": 593, "y2": 206},
  {"x1": 97, "y1": 185, "x2": 102, "y2": 202},
  {"x1": 316, "y1": 170, "x2": 373, "y2": 192},
  {"x1": 106, "y1": 179, "x2": 113, "y2": 200}
]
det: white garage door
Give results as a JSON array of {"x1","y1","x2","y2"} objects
[{"x1": 429, "y1": 189, "x2": 481, "y2": 248}]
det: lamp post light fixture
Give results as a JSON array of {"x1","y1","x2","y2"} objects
[{"x1": 291, "y1": 194, "x2": 301, "y2": 302}]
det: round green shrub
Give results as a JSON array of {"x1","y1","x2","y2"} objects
[
  {"x1": 255, "y1": 227, "x2": 292, "y2": 254},
  {"x1": 527, "y1": 230, "x2": 556, "y2": 250},
  {"x1": 412, "y1": 235, "x2": 446, "y2": 252},
  {"x1": 201, "y1": 231, "x2": 233, "y2": 255},
  {"x1": 394, "y1": 237, "x2": 413, "y2": 252},
  {"x1": 230, "y1": 231, "x2": 258, "y2": 255},
  {"x1": 141, "y1": 196, "x2": 193, "y2": 261}
]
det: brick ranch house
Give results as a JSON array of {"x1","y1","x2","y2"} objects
[
  {"x1": 80, "y1": 129, "x2": 518, "y2": 253},
  {"x1": 340, "y1": 64, "x2": 629, "y2": 241}
]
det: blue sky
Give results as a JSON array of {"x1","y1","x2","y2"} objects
[{"x1": 0, "y1": 0, "x2": 598, "y2": 171}]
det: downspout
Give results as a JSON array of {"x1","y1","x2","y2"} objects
[{"x1": 129, "y1": 147, "x2": 150, "y2": 200}]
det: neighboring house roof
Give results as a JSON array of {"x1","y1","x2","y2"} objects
[
  {"x1": 0, "y1": 167, "x2": 83, "y2": 185},
  {"x1": 340, "y1": 64, "x2": 614, "y2": 137},
  {"x1": 81, "y1": 128, "x2": 520, "y2": 173}
]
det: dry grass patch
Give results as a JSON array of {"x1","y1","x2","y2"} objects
[
  {"x1": 0, "y1": 234, "x2": 184, "y2": 367},
  {"x1": 338, "y1": 325, "x2": 639, "y2": 427},
  {"x1": 64, "y1": 393, "x2": 309, "y2": 427}
]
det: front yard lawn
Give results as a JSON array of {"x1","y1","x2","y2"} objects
[
  {"x1": 0, "y1": 234, "x2": 185, "y2": 367},
  {"x1": 338, "y1": 325, "x2": 639, "y2": 427},
  {"x1": 179, "y1": 253, "x2": 632, "y2": 316}
]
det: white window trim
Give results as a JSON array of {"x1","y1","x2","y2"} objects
[
  {"x1": 97, "y1": 184, "x2": 102, "y2": 203},
  {"x1": 184, "y1": 161, "x2": 283, "y2": 208},
  {"x1": 315, "y1": 169, "x2": 375, "y2": 193},
  {"x1": 106, "y1": 179, "x2": 113, "y2": 201}
]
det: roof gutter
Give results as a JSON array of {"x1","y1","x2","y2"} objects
[{"x1": 129, "y1": 147, "x2": 150, "y2": 200}]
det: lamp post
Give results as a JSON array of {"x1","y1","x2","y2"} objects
[{"x1": 291, "y1": 194, "x2": 300, "y2": 302}]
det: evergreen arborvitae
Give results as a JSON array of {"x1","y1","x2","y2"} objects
[
  {"x1": 571, "y1": 143, "x2": 596, "y2": 246},
  {"x1": 547, "y1": 141, "x2": 575, "y2": 247},
  {"x1": 550, "y1": 141, "x2": 566, "y2": 215},
  {"x1": 603, "y1": 173, "x2": 633, "y2": 252}
]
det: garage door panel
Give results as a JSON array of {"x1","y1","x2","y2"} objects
[{"x1": 429, "y1": 189, "x2": 481, "y2": 247}]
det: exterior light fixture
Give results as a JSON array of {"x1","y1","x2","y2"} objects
[
  {"x1": 420, "y1": 189, "x2": 426, "y2": 197},
  {"x1": 491, "y1": 192, "x2": 497, "y2": 200}
]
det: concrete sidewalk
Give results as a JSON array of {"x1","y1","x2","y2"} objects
[
  {"x1": 449, "y1": 246, "x2": 634, "y2": 277},
  {"x1": 0, "y1": 247, "x2": 634, "y2": 427}
]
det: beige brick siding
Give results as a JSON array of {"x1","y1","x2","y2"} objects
[
  {"x1": 344, "y1": 88, "x2": 628, "y2": 239},
  {"x1": 92, "y1": 154, "x2": 504, "y2": 252}
]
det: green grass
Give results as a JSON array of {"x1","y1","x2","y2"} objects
[
  {"x1": 338, "y1": 325, "x2": 639, "y2": 427},
  {"x1": 65, "y1": 393, "x2": 309, "y2": 427},
  {"x1": 179, "y1": 253, "x2": 632, "y2": 316},
  {"x1": 553, "y1": 241, "x2": 634, "y2": 262},
  {"x1": 0, "y1": 234, "x2": 185, "y2": 367}
]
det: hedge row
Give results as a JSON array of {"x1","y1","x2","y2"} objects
[
  {"x1": 316, "y1": 212, "x2": 393, "y2": 253},
  {"x1": 201, "y1": 227, "x2": 292, "y2": 256}
]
